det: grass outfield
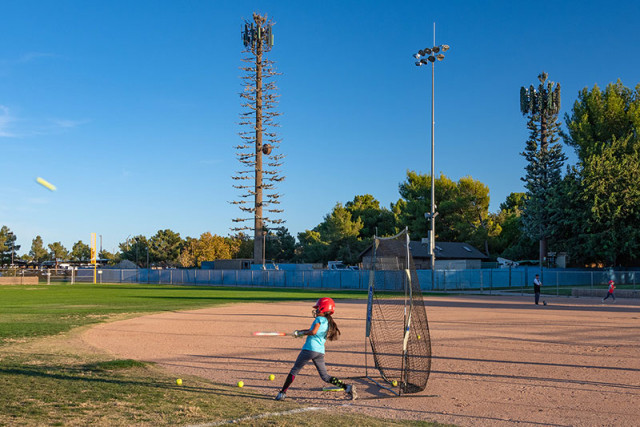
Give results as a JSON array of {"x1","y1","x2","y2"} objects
[{"x1": 0, "y1": 283, "x2": 446, "y2": 426}]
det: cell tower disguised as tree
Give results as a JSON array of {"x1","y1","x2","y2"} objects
[
  {"x1": 232, "y1": 13, "x2": 284, "y2": 265},
  {"x1": 519, "y1": 72, "x2": 567, "y2": 271}
]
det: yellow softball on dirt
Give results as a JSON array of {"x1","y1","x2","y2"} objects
[
  {"x1": 269, "y1": 374, "x2": 275, "y2": 381},
  {"x1": 417, "y1": 335, "x2": 421, "y2": 340},
  {"x1": 176, "y1": 378, "x2": 182, "y2": 386},
  {"x1": 392, "y1": 380, "x2": 398, "y2": 387},
  {"x1": 237, "y1": 381, "x2": 244, "y2": 388}
]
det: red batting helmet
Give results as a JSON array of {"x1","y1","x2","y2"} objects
[
  {"x1": 313, "y1": 297, "x2": 335, "y2": 315},
  {"x1": 609, "y1": 280, "x2": 615, "y2": 284}
]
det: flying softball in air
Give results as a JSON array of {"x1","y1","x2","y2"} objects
[{"x1": 36, "y1": 177, "x2": 57, "y2": 191}]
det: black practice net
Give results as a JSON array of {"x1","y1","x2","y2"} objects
[{"x1": 365, "y1": 229, "x2": 432, "y2": 395}]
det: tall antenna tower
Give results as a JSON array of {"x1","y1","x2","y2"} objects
[{"x1": 231, "y1": 13, "x2": 284, "y2": 265}]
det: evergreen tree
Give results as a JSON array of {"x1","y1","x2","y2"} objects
[
  {"x1": 228, "y1": 232, "x2": 254, "y2": 259},
  {"x1": 149, "y1": 229, "x2": 182, "y2": 267},
  {"x1": 393, "y1": 171, "x2": 497, "y2": 252},
  {"x1": 345, "y1": 194, "x2": 397, "y2": 238},
  {"x1": 29, "y1": 235, "x2": 50, "y2": 263},
  {"x1": 494, "y1": 193, "x2": 537, "y2": 260},
  {"x1": 519, "y1": 72, "x2": 567, "y2": 268},
  {"x1": 264, "y1": 227, "x2": 296, "y2": 262},
  {"x1": 70, "y1": 241, "x2": 91, "y2": 262},
  {"x1": 556, "y1": 80, "x2": 640, "y2": 266},
  {"x1": 47, "y1": 242, "x2": 69, "y2": 266},
  {"x1": 119, "y1": 235, "x2": 148, "y2": 267},
  {"x1": 297, "y1": 203, "x2": 365, "y2": 265},
  {"x1": 0, "y1": 226, "x2": 20, "y2": 265}
]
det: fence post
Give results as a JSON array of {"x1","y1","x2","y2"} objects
[
  {"x1": 556, "y1": 271, "x2": 559, "y2": 296},
  {"x1": 490, "y1": 269, "x2": 493, "y2": 295}
]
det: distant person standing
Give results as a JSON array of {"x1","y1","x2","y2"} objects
[
  {"x1": 533, "y1": 274, "x2": 542, "y2": 305},
  {"x1": 602, "y1": 280, "x2": 616, "y2": 303}
]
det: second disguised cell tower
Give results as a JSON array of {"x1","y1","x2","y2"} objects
[{"x1": 232, "y1": 13, "x2": 284, "y2": 265}]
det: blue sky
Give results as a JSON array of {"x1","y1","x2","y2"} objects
[{"x1": 1, "y1": 0, "x2": 639, "y2": 255}]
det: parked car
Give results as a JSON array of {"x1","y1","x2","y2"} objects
[{"x1": 327, "y1": 261, "x2": 348, "y2": 270}]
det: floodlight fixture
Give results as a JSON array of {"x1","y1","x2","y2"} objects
[
  {"x1": 441, "y1": 44, "x2": 449, "y2": 52},
  {"x1": 415, "y1": 61, "x2": 422, "y2": 66},
  {"x1": 414, "y1": 53, "x2": 421, "y2": 59},
  {"x1": 432, "y1": 46, "x2": 440, "y2": 53},
  {"x1": 428, "y1": 56, "x2": 436, "y2": 62},
  {"x1": 421, "y1": 58, "x2": 429, "y2": 64},
  {"x1": 436, "y1": 54, "x2": 445, "y2": 61}
]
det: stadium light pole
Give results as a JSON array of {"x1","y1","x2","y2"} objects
[{"x1": 413, "y1": 24, "x2": 449, "y2": 289}]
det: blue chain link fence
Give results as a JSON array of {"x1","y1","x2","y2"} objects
[{"x1": 71, "y1": 267, "x2": 640, "y2": 294}]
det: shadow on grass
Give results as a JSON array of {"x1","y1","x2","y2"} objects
[{"x1": 0, "y1": 363, "x2": 274, "y2": 401}]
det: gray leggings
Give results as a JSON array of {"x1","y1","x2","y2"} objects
[{"x1": 290, "y1": 349, "x2": 332, "y2": 382}]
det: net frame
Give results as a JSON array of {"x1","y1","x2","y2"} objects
[{"x1": 364, "y1": 227, "x2": 432, "y2": 396}]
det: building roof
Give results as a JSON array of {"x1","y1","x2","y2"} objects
[
  {"x1": 359, "y1": 241, "x2": 488, "y2": 261},
  {"x1": 410, "y1": 241, "x2": 488, "y2": 260}
]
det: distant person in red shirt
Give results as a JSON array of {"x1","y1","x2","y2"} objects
[{"x1": 602, "y1": 280, "x2": 616, "y2": 303}]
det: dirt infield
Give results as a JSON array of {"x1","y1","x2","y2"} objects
[{"x1": 82, "y1": 295, "x2": 640, "y2": 426}]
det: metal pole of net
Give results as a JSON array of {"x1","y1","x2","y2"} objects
[{"x1": 364, "y1": 227, "x2": 432, "y2": 396}]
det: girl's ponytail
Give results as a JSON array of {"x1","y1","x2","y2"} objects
[{"x1": 325, "y1": 314, "x2": 341, "y2": 341}]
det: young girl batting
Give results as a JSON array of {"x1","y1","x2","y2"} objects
[{"x1": 275, "y1": 297, "x2": 356, "y2": 401}]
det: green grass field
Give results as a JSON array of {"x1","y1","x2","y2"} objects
[{"x1": 0, "y1": 283, "x2": 446, "y2": 426}]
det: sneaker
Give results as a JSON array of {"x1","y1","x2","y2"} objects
[
  {"x1": 345, "y1": 384, "x2": 357, "y2": 400},
  {"x1": 275, "y1": 392, "x2": 286, "y2": 401}
]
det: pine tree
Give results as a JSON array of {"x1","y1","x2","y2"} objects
[{"x1": 519, "y1": 72, "x2": 567, "y2": 269}]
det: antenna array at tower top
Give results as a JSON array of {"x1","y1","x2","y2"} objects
[{"x1": 242, "y1": 16, "x2": 274, "y2": 52}]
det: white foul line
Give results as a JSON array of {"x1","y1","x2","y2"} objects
[{"x1": 186, "y1": 406, "x2": 328, "y2": 426}]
